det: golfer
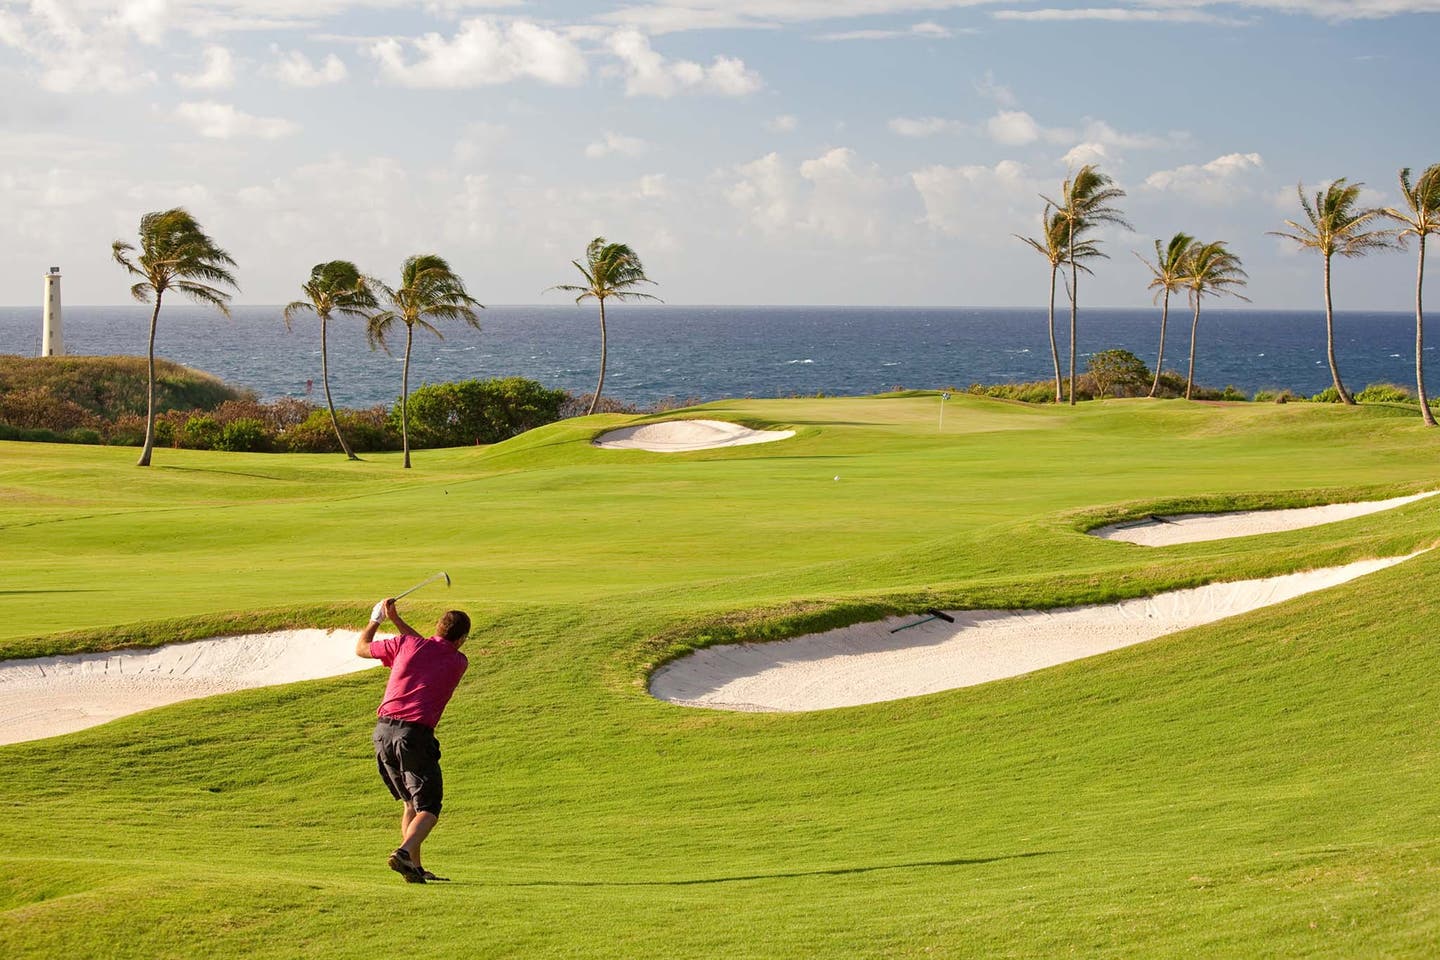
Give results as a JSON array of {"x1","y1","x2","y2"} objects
[{"x1": 356, "y1": 598, "x2": 470, "y2": 883}]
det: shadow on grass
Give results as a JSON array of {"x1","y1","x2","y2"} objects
[{"x1": 504, "y1": 851, "x2": 1054, "y2": 887}]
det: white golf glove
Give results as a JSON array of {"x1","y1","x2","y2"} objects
[{"x1": 370, "y1": 600, "x2": 387, "y2": 624}]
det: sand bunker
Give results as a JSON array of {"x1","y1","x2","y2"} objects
[
  {"x1": 0, "y1": 629, "x2": 376, "y2": 745},
  {"x1": 650, "y1": 554, "x2": 1418, "y2": 712},
  {"x1": 1090, "y1": 491, "x2": 1438, "y2": 546},
  {"x1": 594, "y1": 419, "x2": 795, "y2": 452}
]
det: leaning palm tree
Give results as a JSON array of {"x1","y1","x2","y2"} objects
[
  {"x1": 1016, "y1": 206, "x2": 1103, "y2": 402},
  {"x1": 1270, "y1": 179, "x2": 1397, "y2": 405},
  {"x1": 1135, "y1": 232, "x2": 1196, "y2": 398},
  {"x1": 1046, "y1": 165, "x2": 1131, "y2": 405},
  {"x1": 284, "y1": 261, "x2": 379, "y2": 459},
  {"x1": 1181, "y1": 240, "x2": 1250, "y2": 400},
  {"x1": 1381, "y1": 164, "x2": 1440, "y2": 426},
  {"x1": 112, "y1": 208, "x2": 238, "y2": 467},
  {"x1": 367, "y1": 254, "x2": 482, "y2": 468},
  {"x1": 548, "y1": 237, "x2": 661, "y2": 415}
]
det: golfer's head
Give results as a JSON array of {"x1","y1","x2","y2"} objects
[{"x1": 436, "y1": 610, "x2": 471, "y2": 646}]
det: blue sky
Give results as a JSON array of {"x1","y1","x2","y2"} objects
[{"x1": 1, "y1": 0, "x2": 1437, "y2": 308}]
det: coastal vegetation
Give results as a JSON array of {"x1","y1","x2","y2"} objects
[
  {"x1": 1381, "y1": 163, "x2": 1440, "y2": 426},
  {"x1": 1045, "y1": 164, "x2": 1130, "y2": 406},
  {"x1": 111, "y1": 208, "x2": 239, "y2": 467},
  {"x1": 1270, "y1": 180, "x2": 1398, "y2": 406},
  {"x1": 1179, "y1": 240, "x2": 1250, "y2": 399},
  {"x1": 1135, "y1": 232, "x2": 1195, "y2": 398},
  {"x1": 548, "y1": 236, "x2": 662, "y2": 415},
  {"x1": 283, "y1": 261, "x2": 381, "y2": 460},
  {"x1": 366, "y1": 254, "x2": 484, "y2": 469}
]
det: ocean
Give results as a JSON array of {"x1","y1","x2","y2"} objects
[{"x1": 0, "y1": 304, "x2": 1430, "y2": 407}]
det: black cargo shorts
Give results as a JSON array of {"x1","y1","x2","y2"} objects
[{"x1": 373, "y1": 717, "x2": 444, "y2": 815}]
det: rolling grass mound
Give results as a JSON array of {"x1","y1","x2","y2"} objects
[
  {"x1": 2, "y1": 394, "x2": 1439, "y2": 958},
  {"x1": 0, "y1": 354, "x2": 250, "y2": 419}
]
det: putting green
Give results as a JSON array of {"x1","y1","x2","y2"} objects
[{"x1": 2, "y1": 394, "x2": 1439, "y2": 959}]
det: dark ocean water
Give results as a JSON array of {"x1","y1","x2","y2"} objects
[{"x1": 0, "y1": 304, "x2": 1430, "y2": 407}]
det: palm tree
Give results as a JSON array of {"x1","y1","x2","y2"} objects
[
  {"x1": 1381, "y1": 164, "x2": 1440, "y2": 427},
  {"x1": 548, "y1": 237, "x2": 661, "y2": 415},
  {"x1": 1181, "y1": 240, "x2": 1250, "y2": 400},
  {"x1": 112, "y1": 208, "x2": 238, "y2": 467},
  {"x1": 1046, "y1": 165, "x2": 1130, "y2": 405},
  {"x1": 284, "y1": 261, "x2": 379, "y2": 459},
  {"x1": 1135, "y1": 232, "x2": 1196, "y2": 398},
  {"x1": 1270, "y1": 179, "x2": 1397, "y2": 405},
  {"x1": 367, "y1": 255, "x2": 482, "y2": 468},
  {"x1": 1015, "y1": 206, "x2": 1102, "y2": 402}
]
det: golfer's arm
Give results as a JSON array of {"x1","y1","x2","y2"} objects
[
  {"x1": 355, "y1": 620, "x2": 381, "y2": 659},
  {"x1": 389, "y1": 614, "x2": 420, "y2": 638}
]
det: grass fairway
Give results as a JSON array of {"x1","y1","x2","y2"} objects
[{"x1": 3, "y1": 394, "x2": 1440, "y2": 958}]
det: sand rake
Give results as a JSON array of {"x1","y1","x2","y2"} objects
[{"x1": 890, "y1": 608, "x2": 956, "y2": 634}]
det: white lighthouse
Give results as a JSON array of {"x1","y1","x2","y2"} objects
[{"x1": 41, "y1": 266, "x2": 64, "y2": 357}]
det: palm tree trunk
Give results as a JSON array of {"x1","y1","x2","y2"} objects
[
  {"x1": 1068, "y1": 226, "x2": 1078, "y2": 406},
  {"x1": 1047, "y1": 265, "x2": 1062, "y2": 402},
  {"x1": 320, "y1": 315, "x2": 357, "y2": 459},
  {"x1": 1323, "y1": 255, "x2": 1354, "y2": 404},
  {"x1": 1185, "y1": 297, "x2": 1201, "y2": 400},
  {"x1": 401, "y1": 324, "x2": 413, "y2": 469},
  {"x1": 1417, "y1": 235, "x2": 1435, "y2": 426},
  {"x1": 586, "y1": 298, "x2": 608, "y2": 416},
  {"x1": 137, "y1": 294, "x2": 163, "y2": 467},
  {"x1": 1149, "y1": 291, "x2": 1169, "y2": 398}
]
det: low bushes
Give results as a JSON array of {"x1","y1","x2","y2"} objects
[{"x1": 392, "y1": 378, "x2": 568, "y2": 447}]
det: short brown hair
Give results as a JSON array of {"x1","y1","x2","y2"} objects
[{"x1": 435, "y1": 610, "x2": 471, "y2": 643}]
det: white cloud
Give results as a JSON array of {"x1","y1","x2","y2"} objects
[
  {"x1": 975, "y1": 69, "x2": 1018, "y2": 107},
  {"x1": 370, "y1": 18, "x2": 588, "y2": 88},
  {"x1": 910, "y1": 159, "x2": 1042, "y2": 237},
  {"x1": 110, "y1": 0, "x2": 169, "y2": 45},
  {"x1": 725, "y1": 147, "x2": 897, "y2": 243},
  {"x1": 607, "y1": 29, "x2": 762, "y2": 97},
  {"x1": 1145, "y1": 152, "x2": 1265, "y2": 203},
  {"x1": 0, "y1": 0, "x2": 156, "y2": 92},
  {"x1": 175, "y1": 100, "x2": 299, "y2": 140},
  {"x1": 603, "y1": 0, "x2": 1440, "y2": 33},
  {"x1": 270, "y1": 48, "x2": 348, "y2": 86},
  {"x1": 987, "y1": 109, "x2": 1042, "y2": 146},
  {"x1": 816, "y1": 20, "x2": 963, "y2": 39},
  {"x1": 993, "y1": 8, "x2": 1252, "y2": 26},
  {"x1": 585, "y1": 131, "x2": 648, "y2": 158},
  {"x1": 889, "y1": 116, "x2": 956, "y2": 137},
  {"x1": 1062, "y1": 142, "x2": 1112, "y2": 168},
  {"x1": 175, "y1": 45, "x2": 236, "y2": 89},
  {"x1": 765, "y1": 114, "x2": 798, "y2": 132}
]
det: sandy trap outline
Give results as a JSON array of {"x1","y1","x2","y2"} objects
[
  {"x1": 593, "y1": 419, "x2": 796, "y2": 452},
  {"x1": 0, "y1": 629, "x2": 376, "y2": 746},
  {"x1": 649, "y1": 554, "x2": 1422, "y2": 712},
  {"x1": 1089, "y1": 491, "x2": 1439, "y2": 546}
]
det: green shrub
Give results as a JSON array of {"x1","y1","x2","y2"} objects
[
  {"x1": 181, "y1": 415, "x2": 222, "y2": 450},
  {"x1": 1087, "y1": 349, "x2": 1151, "y2": 399},
  {"x1": 284, "y1": 407, "x2": 399, "y2": 453},
  {"x1": 393, "y1": 378, "x2": 567, "y2": 448},
  {"x1": 1356, "y1": 382, "x2": 1414, "y2": 404},
  {"x1": 1311, "y1": 386, "x2": 1341, "y2": 403},
  {"x1": 215, "y1": 418, "x2": 271, "y2": 452},
  {"x1": 1219, "y1": 385, "x2": 1249, "y2": 402}
]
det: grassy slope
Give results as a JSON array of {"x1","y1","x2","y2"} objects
[{"x1": 2, "y1": 395, "x2": 1439, "y2": 958}]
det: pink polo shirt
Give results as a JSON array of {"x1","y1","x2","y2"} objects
[{"x1": 370, "y1": 634, "x2": 468, "y2": 729}]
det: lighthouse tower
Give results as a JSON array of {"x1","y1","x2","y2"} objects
[{"x1": 41, "y1": 267, "x2": 65, "y2": 357}]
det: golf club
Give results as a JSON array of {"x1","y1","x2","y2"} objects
[
  {"x1": 889, "y1": 608, "x2": 956, "y2": 634},
  {"x1": 394, "y1": 571, "x2": 451, "y2": 601}
]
